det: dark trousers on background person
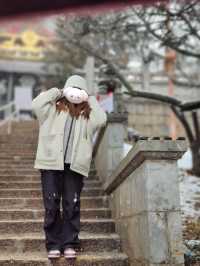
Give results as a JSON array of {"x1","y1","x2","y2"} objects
[{"x1": 40, "y1": 163, "x2": 84, "y2": 253}]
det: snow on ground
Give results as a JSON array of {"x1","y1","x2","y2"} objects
[
  {"x1": 178, "y1": 150, "x2": 200, "y2": 221},
  {"x1": 178, "y1": 148, "x2": 193, "y2": 169},
  {"x1": 123, "y1": 142, "x2": 133, "y2": 157},
  {"x1": 179, "y1": 170, "x2": 200, "y2": 220}
]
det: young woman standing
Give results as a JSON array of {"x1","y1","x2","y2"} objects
[{"x1": 31, "y1": 75, "x2": 107, "y2": 260}]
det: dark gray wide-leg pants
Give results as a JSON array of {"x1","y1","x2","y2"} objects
[{"x1": 40, "y1": 163, "x2": 84, "y2": 252}]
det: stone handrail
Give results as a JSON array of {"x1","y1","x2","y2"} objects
[
  {"x1": 92, "y1": 112, "x2": 128, "y2": 159},
  {"x1": 93, "y1": 111, "x2": 188, "y2": 266},
  {"x1": 0, "y1": 101, "x2": 19, "y2": 134},
  {"x1": 92, "y1": 121, "x2": 108, "y2": 158},
  {"x1": 93, "y1": 112, "x2": 128, "y2": 183},
  {"x1": 103, "y1": 137, "x2": 187, "y2": 193}
]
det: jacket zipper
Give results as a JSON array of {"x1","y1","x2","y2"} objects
[
  {"x1": 86, "y1": 120, "x2": 88, "y2": 139},
  {"x1": 64, "y1": 116, "x2": 74, "y2": 159},
  {"x1": 66, "y1": 115, "x2": 88, "y2": 168}
]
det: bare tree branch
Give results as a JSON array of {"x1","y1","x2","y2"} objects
[
  {"x1": 181, "y1": 101, "x2": 200, "y2": 111},
  {"x1": 124, "y1": 90, "x2": 182, "y2": 105},
  {"x1": 133, "y1": 3, "x2": 200, "y2": 58},
  {"x1": 171, "y1": 105, "x2": 194, "y2": 142},
  {"x1": 56, "y1": 5, "x2": 200, "y2": 176},
  {"x1": 192, "y1": 111, "x2": 200, "y2": 140},
  {"x1": 172, "y1": 78, "x2": 200, "y2": 89},
  {"x1": 64, "y1": 37, "x2": 200, "y2": 113}
]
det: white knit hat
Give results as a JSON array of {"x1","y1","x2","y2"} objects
[{"x1": 64, "y1": 75, "x2": 88, "y2": 93}]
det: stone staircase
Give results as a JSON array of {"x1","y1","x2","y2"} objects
[{"x1": 0, "y1": 121, "x2": 129, "y2": 265}]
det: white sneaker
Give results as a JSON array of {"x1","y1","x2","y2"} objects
[
  {"x1": 48, "y1": 249, "x2": 61, "y2": 259},
  {"x1": 64, "y1": 247, "x2": 76, "y2": 258}
]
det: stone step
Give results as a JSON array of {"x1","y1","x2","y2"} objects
[
  {"x1": 0, "y1": 180, "x2": 102, "y2": 188},
  {"x1": 0, "y1": 132, "x2": 38, "y2": 136},
  {"x1": 0, "y1": 162, "x2": 96, "y2": 172},
  {"x1": 11, "y1": 127, "x2": 38, "y2": 131},
  {"x1": 0, "y1": 169, "x2": 45, "y2": 174},
  {"x1": 0, "y1": 174, "x2": 40, "y2": 182},
  {"x1": 0, "y1": 126, "x2": 37, "y2": 130},
  {"x1": 0, "y1": 137, "x2": 38, "y2": 143},
  {"x1": 0, "y1": 158, "x2": 35, "y2": 163},
  {"x1": 0, "y1": 143, "x2": 36, "y2": 147},
  {"x1": 0, "y1": 157, "x2": 35, "y2": 161},
  {"x1": 0, "y1": 149, "x2": 36, "y2": 153},
  {"x1": 0, "y1": 121, "x2": 130, "y2": 265},
  {"x1": 0, "y1": 151, "x2": 36, "y2": 155},
  {"x1": 0, "y1": 208, "x2": 111, "y2": 220},
  {"x1": 0, "y1": 196, "x2": 109, "y2": 209},
  {"x1": 0, "y1": 157, "x2": 34, "y2": 161},
  {"x1": 0, "y1": 147, "x2": 36, "y2": 150},
  {"x1": 4, "y1": 125, "x2": 38, "y2": 128},
  {"x1": 0, "y1": 155, "x2": 35, "y2": 160},
  {"x1": 1, "y1": 128, "x2": 38, "y2": 131},
  {"x1": 0, "y1": 159, "x2": 95, "y2": 166},
  {"x1": 0, "y1": 167, "x2": 95, "y2": 177},
  {"x1": 7, "y1": 120, "x2": 38, "y2": 126},
  {"x1": 0, "y1": 175, "x2": 99, "y2": 182},
  {"x1": 0, "y1": 150, "x2": 36, "y2": 153},
  {"x1": 8, "y1": 125, "x2": 38, "y2": 129},
  {"x1": 0, "y1": 163, "x2": 36, "y2": 169},
  {"x1": 0, "y1": 168, "x2": 97, "y2": 176},
  {"x1": 0, "y1": 154, "x2": 35, "y2": 158},
  {"x1": 0, "y1": 123, "x2": 36, "y2": 129},
  {"x1": 0, "y1": 173, "x2": 100, "y2": 181},
  {"x1": 0, "y1": 166, "x2": 98, "y2": 181},
  {"x1": 0, "y1": 188, "x2": 103, "y2": 197},
  {"x1": 4, "y1": 123, "x2": 37, "y2": 127},
  {"x1": 0, "y1": 218, "x2": 115, "y2": 234},
  {"x1": 0, "y1": 232, "x2": 121, "y2": 253},
  {"x1": 0, "y1": 251, "x2": 129, "y2": 266},
  {"x1": 0, "y1": 161, "x2": 96, "y2": 170}
]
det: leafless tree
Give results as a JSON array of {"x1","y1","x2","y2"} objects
[{"x1": 55, "y1": 1, "x2": 200, "y2": 177}]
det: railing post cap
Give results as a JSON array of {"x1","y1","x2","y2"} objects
[{"x1": 107, "y1": 112, "x2": 128, "y2": 123}]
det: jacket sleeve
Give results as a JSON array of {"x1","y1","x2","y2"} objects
[
  {"x1": 88, "y1": 95, "x2": 108, "y2": 133},
  {"x1": 31, "y1": 87, "x2": 62, "y2": 124}
]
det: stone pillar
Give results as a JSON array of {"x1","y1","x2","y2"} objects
[
  {"x1": 84, "y1": 56, "x2": 96, "y2": 95},
  {"x1": 104, "y1": 139, "x2": 187, "y2": 266},
  {"x1": 5, "y1": 73, "x2": 14, "y2": 118},
  {"x1": 94, "y1": 112, "x2": 128, "y2": 184}
]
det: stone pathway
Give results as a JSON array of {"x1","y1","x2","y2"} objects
[{"x1": 0, "y1": 121, "x2": 129, "y2": 265}]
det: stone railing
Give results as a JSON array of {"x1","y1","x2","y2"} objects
[
  {"x1": 0, "y1": 101, "x2": 19, "y2": 134},
  {"x1": 94, "y1": 112, "x2": 127, "y2": 184},
  {"x1": 93, "y1": 112, "x2": 187, "y2": 266}
]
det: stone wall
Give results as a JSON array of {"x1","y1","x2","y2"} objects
[
  {"x1": 95, "y1": 129, "x2": 187, "y2": 266},
  {"x1": 123, "y1": 80, "x2": 200, "y2": 138},
  {"x1": 109, "y1": 159, "x2": 185, "y2": 266},
  {"x1": 125, "y1": 97, "x2": 200, "y2": 138},
  {"x1": 94, "y1": 112, "x2": 199, "y2": 266},
  {"x1": 94, "y1": 112, "x2": 127, "y2": 183},
  {"x1": 0, "y1": 123, "x2": 8, "y2": 134}
]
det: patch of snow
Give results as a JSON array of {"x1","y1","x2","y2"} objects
[
  {"x1": 179, "y1": 170, "x2": 200, "y2": 220},
  {"x1": 178, "y1": 149, "x2": 199, "y2": 220},
  {"x1": 123, "y1": 142, "x2": 132, "y2": 158},
  {"x1": 178, "y1": 149, "x2": 193, "y2": 169}
]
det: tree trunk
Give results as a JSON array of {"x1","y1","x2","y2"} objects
[{"x1": 189, "y1": 141, "x2": 200, "y2": 177}]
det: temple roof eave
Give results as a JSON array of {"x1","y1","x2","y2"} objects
[{"x1": 0, "y1": 59, "x2": 62, "y2": 75}]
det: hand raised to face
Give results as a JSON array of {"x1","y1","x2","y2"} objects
[{"x1": 63, "y1": 86, "x2": 88, "y2": 104}]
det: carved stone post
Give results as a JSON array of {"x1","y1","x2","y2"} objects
[
  {"x1": 103, "y1": 138, "x2": 187, "y2": 266},
  {"x1": 94, "y1": 112, "x2": 128, "y2": 184}
]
